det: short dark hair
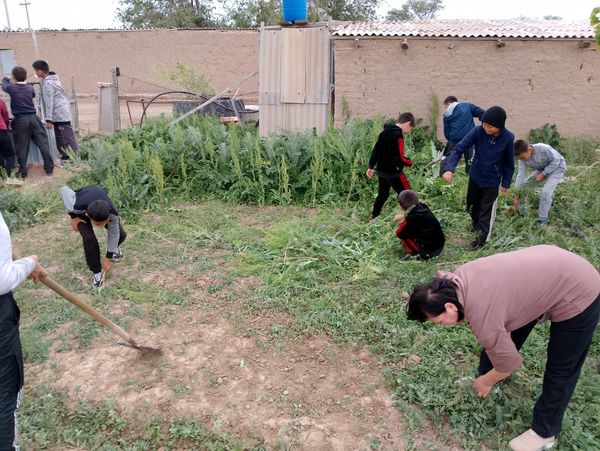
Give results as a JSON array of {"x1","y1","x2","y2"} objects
[
  {"x1": 87, "y1": 200, "x2": 111, "y2": 222},
  {"x1": 443, "y1": 96, "x2": 458, "y2": 104},
  {"x1": 397, "y1": 112, "x2": 415, "y2": 127},
  {"x1": 32, "y1": 60, "x2": 50, "y2": 73},
  {"x1": 406, "y1": 277, "x2": 464, "y2": 322},
  {"x1": 12, "y1": 66, "x2": 27, "y2": 82},
  {"x1": 513, "y1": 139, "x2": 530, "y2": 156},
  {"x1": 398, "y1": 190, "x2": 419, "y2": 209}
]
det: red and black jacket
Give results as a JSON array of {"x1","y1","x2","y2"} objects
[
  {"x1": 396, "y1": 203, "x2": 445, "y2": 259},
  {"x1": 368, "y1": 124, "x2": 412, "y2": 176}
]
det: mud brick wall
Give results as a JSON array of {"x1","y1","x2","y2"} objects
[
  {"x1": 0, "y1": 29, "x2": 259, "y2": 98},
  {"x1": 332, "y1": 37, "x2": 600, "y2": 138}
]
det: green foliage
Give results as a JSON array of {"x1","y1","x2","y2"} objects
[
  {"x1": 592, "y1": 7, "x2": 600, "y2": 48},
  {"x1": 76, "y1": 115, "x2": 438, "y2": 217},
  {"x1": 0, "y1": 187, "x2": 60, "y2": 231},
  {"x1": 528, "y1": 123, "x2": 561, "y2": 149},
  {"x1": 561, "y1": 136, "x2": 600, "y2": 165},
  {"x1": 386, "y1": 0, "x2": 444, "y2": 21},
  {"x1": 117, "y1": 0, "x2": 218, "y2": 28},
  {"x1": 160, "y1": 62, "x2": 214, "y2": 95},
  {"x1": 223, "y1": 0, "x2": 281, "y2": 27},
  {"x1": 309, "y1": 0, "x2": 380, "y2": 21}
]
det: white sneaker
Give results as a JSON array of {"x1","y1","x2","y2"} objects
[
  {"x1": 111, "y1": 247, "x2": 124, "y2": 262},
  {"x1": 92, "y1": 272, "x2": 105, "y2": 289},
  {"x1": 509, "y1": 429, "x2": 555, "y2": 451}
]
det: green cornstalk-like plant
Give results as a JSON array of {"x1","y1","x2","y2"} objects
[
  {"x1": 591, "y1": 7, "x2": 600, "y2": 48},
  {"x1": 310, "y1": 138, "x2": 324, "y2": 204},
  {"x1": 428, "y1": 91, "x2": 441, "y2": 139},
  {"x1": 279, "y1": 155, "x2": 291, "y2": 205}
]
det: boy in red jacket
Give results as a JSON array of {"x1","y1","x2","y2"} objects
[{"x1": 366, "y1": 112, "x2": 415, "y2": 221}]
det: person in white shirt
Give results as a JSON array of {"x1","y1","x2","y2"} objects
[{"x1": 0, "y1": 211, "x2": 47, "y2": 450}]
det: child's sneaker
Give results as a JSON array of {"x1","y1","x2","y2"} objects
[
  {"x1": 111, "y1": 247, "x2": 124, "y2": 262},
  {"x1": 92, "y1": 272, "x2": 105, "y2": 289},
  {"x1": 509, "y1": 429, "x2": 555, "y2": 451},
  {"x1": 536, "y1": 218, "x2": 548, "y2": 226}
]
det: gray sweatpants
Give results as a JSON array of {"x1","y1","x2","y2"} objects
[{"x1": 519, "y1": 171, "x2": 565, "y2": 220}]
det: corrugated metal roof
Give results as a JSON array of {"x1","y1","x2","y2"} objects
[{"x1": 332, "y1": 19, "x2": 594, "y2": 39}]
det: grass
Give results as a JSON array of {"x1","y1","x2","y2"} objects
[{"x1": 5, "y1": 117, "x2": 600, "y2": 449}]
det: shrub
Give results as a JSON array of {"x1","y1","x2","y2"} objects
[{"x1": 528, "y1": 123, "x2": 561, "y2": 149}]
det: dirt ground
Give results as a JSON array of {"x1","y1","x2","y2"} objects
[{"x1": 18, "y1": 210, "x2": 419, "y2": 450}]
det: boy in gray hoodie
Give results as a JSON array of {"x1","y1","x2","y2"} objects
[
  {"x1": 32, "y1": 60, "x2": 78, "y2": 161},
  {"x1": 513, "y1": 140, "x2": 566, "y2": 225}
]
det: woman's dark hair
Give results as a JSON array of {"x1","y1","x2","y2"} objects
[
  {"x1": 32, "y1": 60, "x2": 50, "y2": 73},
  {"x1": 443, "y1": 95, "x2": 458, "y2": 104},
  {"x1": 87, "y1": 200, "x2": 111, "y2": 222},
  {"x1": 513, "y1": 139, "x2": 530, "y2": 156},
  {"x1": 11, "y1": 66, "x2": 27, "y2": 82},
  {"x1": 406, "y1": 277, "x2": 464, "y2": 322}
]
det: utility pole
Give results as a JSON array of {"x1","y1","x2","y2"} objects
[
  {"x1": 3, "y1": 0, "x2": 11, "y2": 30},
  {"x1": 20, "y1": 1, "x2": 31, "y2": 29}
]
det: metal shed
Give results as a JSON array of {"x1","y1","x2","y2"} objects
[{"x1": 259, "y1": 24, "x2": 332, "y2": 136}]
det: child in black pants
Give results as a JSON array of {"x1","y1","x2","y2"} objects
[
  {"x1": 395, "y1": 190, "x2": 445, "y2": 259},
  {"x1": 60, "y1": 185, "x2": 126, "y2": 288},
  {"x1": 366, "y1": 112, "x2": 415, "y2": 221}
]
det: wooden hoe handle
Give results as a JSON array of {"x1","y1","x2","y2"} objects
[{"x1": 40, "y1": 276, "x2": 136, "y2": 346}]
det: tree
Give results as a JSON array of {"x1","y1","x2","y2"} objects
[
  {"x1": 386, "y1": 0, "x2": 444, "y2": 21},
  {"x1": 310, "y1": 0, "x2": 381, "y2": 21},
  {"x1": 223, "y1": 0, "x2": 281, "y2": 27},
  {"x1": 117, "y1": 0, "x2": 218, "y2": 28},
  {"x1": 591, "y1": 7, "x2": 600, "y2": 49}
]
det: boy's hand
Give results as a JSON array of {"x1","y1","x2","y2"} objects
[
  {"x1": 70, "y1": 217, "x2": 85, "y2": 231},
  {"x1": 102, "y1": 257, "x2": 112, "y2": 273},
  {"x1": 45, "y1": 123, "x2": 53, "y2": 129},
  {"x1": 535, "y1": 173, "x2": 545, "y2": 183},
  {"x1": 366, "y1": 168, "x2": 375, "y2": 179},
  {"x1": 27, "y1": 255, "x2": 48, "y2": 282},
  {"x1": 501, "y1": 187, "x2": 510, "y2": 196},
  {"x1": 394, "y1": 213, "x2": 405, "y2": 222},
  {"x1": 441, "y1": 171, "x2": 454, "y2": 183}
]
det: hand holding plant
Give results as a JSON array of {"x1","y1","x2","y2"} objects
[
  {"x1": 70, "y1": 217, "x2": 85, "y2": 231},
  {"x1": 366, "y1": 168, "x2": 375, "y2": 179},
  {"x1": 535, "y1": 173, "x2": 545, "y2": 183},
  {"x1": 441, "y1": 171, "x2": 454, "y2": 183}
]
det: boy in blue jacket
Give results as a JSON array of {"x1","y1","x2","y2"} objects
[
  {"x1": 442, "y1": 106, "x2": 514, "y2": 250},
  {"x1": 440, "y1": 96, "x2": 484, "y2": 176}
]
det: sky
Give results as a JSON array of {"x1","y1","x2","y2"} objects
[{"x1": 0, "y1": 0, "x2": 598, "y2": 30}]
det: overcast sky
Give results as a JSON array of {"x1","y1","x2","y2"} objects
[{"x1": 1, "y1": 0, "x2": 598, "y2": 30}]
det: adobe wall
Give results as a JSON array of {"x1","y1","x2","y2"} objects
[{"x1": 332, "y1": 37, "x2": 600, "y2": 138}]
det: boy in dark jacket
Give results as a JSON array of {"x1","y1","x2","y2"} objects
[
  {"x1": 366, "y1": 112, "x2": 415, "y2": 221},
  {"x1": 440, "y1": 96, "x2": 484, "y2": 176},
  {"x1": 1, "y1": 66, "x2": 54, "y2": 178},
  {"x1": 60, "y1": 185, "x2": 127, "y2": 288},
  {"x1": 395, "y1": 190, "x2": 445, "y2": 259},
  {"x1": 442, "y1": 106, "x2": 514, "y2": 250}
]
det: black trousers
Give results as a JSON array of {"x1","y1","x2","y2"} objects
[
  {"x1": 371, "y1": 173, "x2": 411, "y2": 218},
  {"x1": 466, "y1": 179, "x2": 498, "y2": 246},
  {"x1": 77, "y1": 216, "x2": 127, "y2": 273},
  {"x1": 0, "y1": 131, "x2": 16, "y2": 176},
  {"x1": 12, "y1": 114, "x2": 54, "y2": 177},
  {"x1": 0, "y1": 291, "x2": 23, "y2": 451},
  {"x1": 478, "y1": 293, "x2": 600, "y2": 438},
  {"x1": 439, "y1": 141, "x2": 474, "y2": 176},
  {"x1": 53, "y1": 122, "x2": 78, "y2": 159}
]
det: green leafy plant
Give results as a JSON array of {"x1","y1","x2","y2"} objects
[
  {"x1": 528, "y1": 123, "x2": 561, "y2": 149},
  {"x1": 591, "y1": 7, "x2": 600, "y2": 48}
]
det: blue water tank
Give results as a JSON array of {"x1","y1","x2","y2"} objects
[{"x1": 282, "y1": 0, "x2": 307, "y2": 22}]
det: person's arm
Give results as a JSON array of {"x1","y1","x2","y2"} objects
[
  {"x1": 500, "y1": 138, "x2": 515, "y2": 190},
  {"x1": 60, "y1": 186, "x2": 79, "y2": 218},
  {"x1": 367, "y1": 135, "x2": 382, "y2": 178},
  {"x1": 397, "y1": 136, "x2": 412, "y2": 167},
  {"x1": 514, "y1": 160, "x2": 527, "y2": 189},
  {"x1": 1, "y1": 77, "x2": 13, "y2": 94},
  {"x1": 473, "y1": 369, "x2": 512, "y2": 397},
  {"x1": 470, "y1": 103, "x2": 485, "y2": 121},
  {"x1": 0, "y1": 101, "x2": 9, "y2": 129},
  {"x1": 541, "y1": 146, "x2": 561, "y2": 176},
  {"x1": 395, "y1": 217, "x2": 414, "y2": 239},
  {"x1": 105, "y1": 214, "x2": 120, "y2": 258},
  {"x1": 443, "y1": 127, "x2": 478, "y2": 174},
  {"x1": 443, "y1": 116, "x2": 450, "y2": 141},
  {"x1": 41, "y1": 81, "x2": 54, "y2": 123},
  {"x1": 0, "y1": 212, "x2": 37, "y2": 294}
]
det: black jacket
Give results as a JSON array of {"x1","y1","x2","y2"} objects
[
  {"x1": 368, "y1": 124, "x2": 412, "y2": 175},
  {"x1": 396, "y1": 203, "x2": 445, "y2": 259}
]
